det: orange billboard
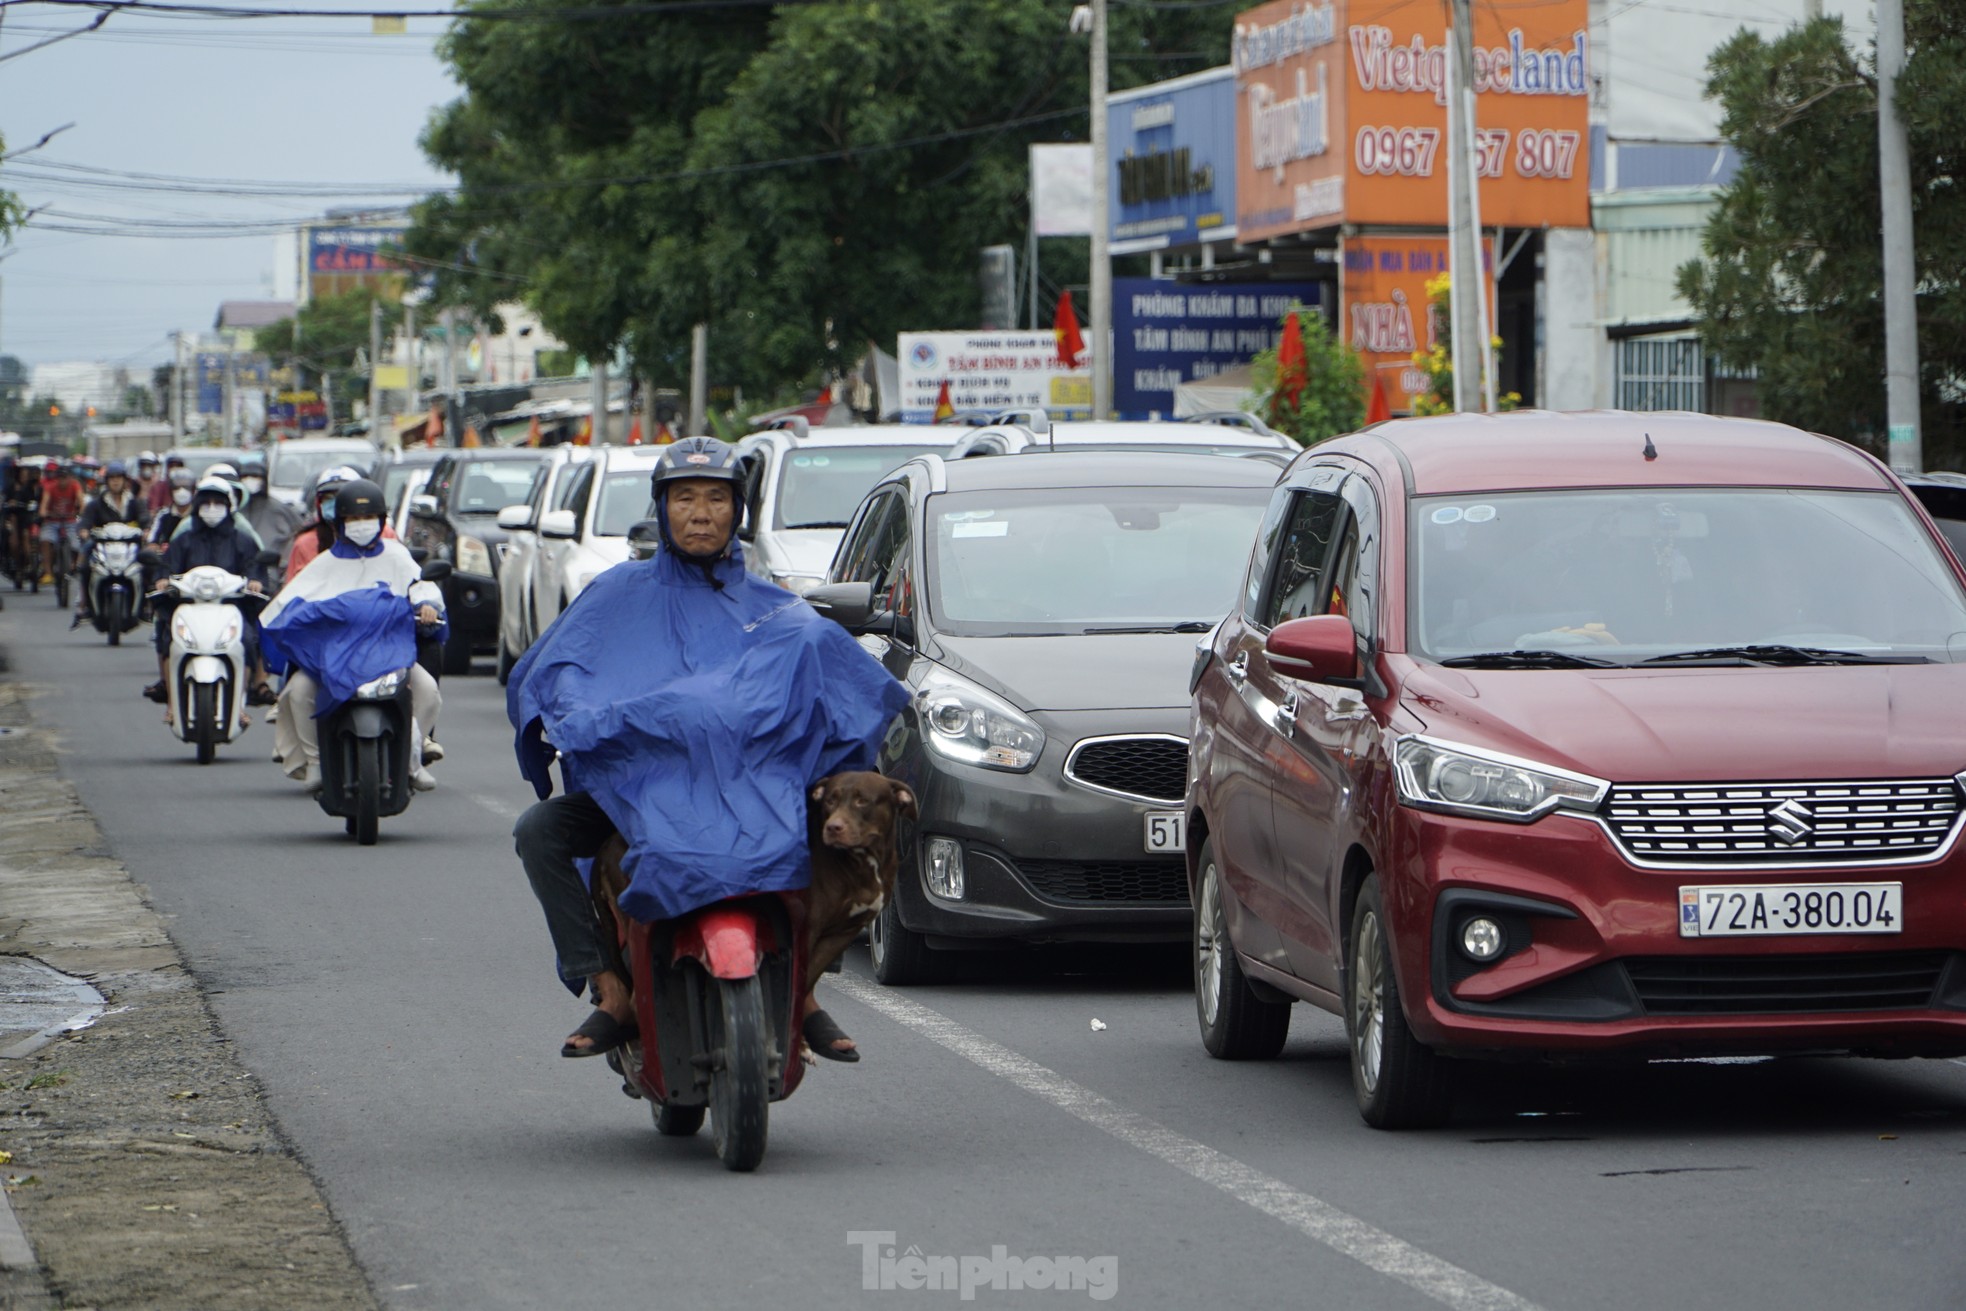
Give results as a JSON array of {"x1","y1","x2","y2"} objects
[
  {"x1": 1235, "y1": 0, "x2": 1590, "y2": 240},
  {"x1": 1342, "y1": 233, "x2": 1492, "y2": 414}
]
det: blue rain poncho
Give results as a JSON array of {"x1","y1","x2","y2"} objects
[
  {"x1": 508, "y1": 542, "x2": 909, "y2": 923},
  {"x1": 260, "y1": 537, "x2": 448, "y2": 716}
]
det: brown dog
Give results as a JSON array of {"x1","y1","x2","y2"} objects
[{"x1": 805, "y1": 771, "x2": 916, "y2": 992}]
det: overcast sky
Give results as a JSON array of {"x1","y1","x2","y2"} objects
[{"x1": 0, "y1": 0, "x2": 458, "y2": 369}]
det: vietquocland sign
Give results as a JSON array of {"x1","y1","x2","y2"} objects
[{"x1": 1233, "y1": 0, "x2": 1590, "y2": 242}]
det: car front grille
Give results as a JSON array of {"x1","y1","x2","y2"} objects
[
  {"x1": 1625, "y1": 951, "x2": 1952, "y2": 1015},
  {"x1": 1016, "y1": 858, "x2": 1190, "y2": 905},
  {"x1": 1064, "y1": 736, "x2": 1188, "y2": 805},
  {"x1": 1601, "y1": 778, "x2": 1963, "y2": 866}
]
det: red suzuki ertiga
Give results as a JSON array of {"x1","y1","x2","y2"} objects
[{"x1": 1186, "y1": 412, "x2": 1966, "y2": 1127}]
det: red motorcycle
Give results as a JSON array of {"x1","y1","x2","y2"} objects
[{"x1": 595, "y1": 840, "x2": 810, "y2": 1172}]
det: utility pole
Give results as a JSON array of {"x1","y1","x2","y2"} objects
[
  {"x1": 223, "y1": 340, "x2": 237, "y2": 443},
  {"x1": 1877, "y1": 0, "x2": 1921, "y2": 473},
  {"x1": 688, "y1": 322, "x2": 709, "y2": 437},
  {"x1": 1088, "y1": 0, "x2": 1112, "y2": 420},
  {"x1": 1445, "y1": 0, "x2": 1485, "y2": 413},
  {"x1": 169, "y1": 332, "x2": 185, "y2": 442},
  {"x1": 590, "y1": 356, "x2": 610, "y2": 445},
  {"x1": 367, "y1": 297, "x2": 384, "y2": 447}
]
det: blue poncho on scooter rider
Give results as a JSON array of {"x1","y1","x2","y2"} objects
[{"x1": 507, "y1": 439, "x2": 909, "y2": 924}]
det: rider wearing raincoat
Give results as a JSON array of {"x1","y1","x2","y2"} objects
[{"x1": 509, "y1": 438, "x2": 908, "y2": 1063}]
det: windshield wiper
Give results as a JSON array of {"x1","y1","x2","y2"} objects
[
  {"x1": 1439, "y1": 649, "x2": 1623, "y2": 669},
  {"x1": 1639, "y1": 644, "x2": 1930, "y2": 667},
  {"x1": 783, "y1": 520, "x2": 852, "y2": 530},
  {"x1": 1084, "y1": 621, "x2": 1216, "y2": 634}
]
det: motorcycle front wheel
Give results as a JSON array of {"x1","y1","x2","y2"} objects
[
  {"x1": 353, "y1": 737, "x2": 382, "y2": 846},
  {"x1": 104, "y1": 591, "x2": 125, "y2": 646},
  {"x1": 709, "y1": 974, "x2": 769, "y2": 1172},
  {"x1": 193, "y1": 683, "x2": 218, "y2": 765}
]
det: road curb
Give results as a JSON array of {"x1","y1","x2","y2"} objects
[{"x1": 0, "y1": 652, "x2": 381, "y2": 1311}]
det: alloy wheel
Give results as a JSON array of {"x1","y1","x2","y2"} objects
[
  {"x1": 1352, "y1": 910, "x2": 1386, "y2": 1095},
  {"x1": 1196, "y1": 862, "x2": 1224, "y2": 1029}
]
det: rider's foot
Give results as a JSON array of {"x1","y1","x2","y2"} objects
[
  {"x1": 141, "y1": 681, "x2": 167, "y2": 704},
  {"x1": 409, "y1": 767, "x2": 437, "y2": 792},
  {"x1": 562, "y1": 973, "x2": 635, "y2": 1056},
  {"x1": 421, "y1": 736, "x2": 444, "y2": 763}
]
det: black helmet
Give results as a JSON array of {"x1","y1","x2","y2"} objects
[
  {"x1": 332, "y1": 478, "x2": 388, "y2": 530},
  {"x1": 650, "y1": 438, "x2": 744, "y2": 558}
]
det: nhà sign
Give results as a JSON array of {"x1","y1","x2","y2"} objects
[{"x1": 1341, "y1": 233, "x2": 1492, "y2": 413}]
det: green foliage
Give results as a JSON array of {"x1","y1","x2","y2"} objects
[
  {"x1": 1678, "y1": 5, "x2": 1966, "y2": 465},
  {"x1": 256, "y1": 290, "x2": 404, "y2": 413},
  {"x1": 1249, "y1": 310, "x2": 1366, "y2": 445},
  {"x1": 409, "y1": 0, "x2": 1229, "y2": 397},
  {"x1": 0, "y1": 133, "x2": 25, "y2": 245}
]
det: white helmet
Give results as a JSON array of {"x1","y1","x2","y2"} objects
[{"x1": 193, "y1": 476, "x2": 239, "y2": 513}]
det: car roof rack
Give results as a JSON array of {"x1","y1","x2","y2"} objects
[
  {"x1": 988, "y1": 408, "x2": 1051, "y2": 436},
  {"x1": 757, "y1": 415, "x2": 810, "y2": 440},
  {"x1": 1182, "y1": 410, "x2": 1279, "y2": 437}
]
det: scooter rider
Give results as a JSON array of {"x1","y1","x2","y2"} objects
[
  {"x1": 508, "y1": 438, "x2": 909, "y2": 1062},
  {"x1": 262, "y1": 479, "x2": 443, "y2": 794},
  {"x1": 144, "y1": 479, "x2": 269, "y2": 705},
  {"x1": 283, "y1": 465, "x2": 382, "y2": 584},
  {"x1": 73, "y1": 459, "x2": 151, "y2": 627},
  {"x1": 237, "y1": 457, "x2": 302, "y2": 566}
]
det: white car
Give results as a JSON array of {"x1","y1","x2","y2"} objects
[
  {"x1": 518, "y1": 445, "x2": 663, "y2": 650},
  {"x1": 945, "y1": 416, "x2": 1295, "y2": 461},
  {"x1": 731, "y1": 420, "x2": 955, "y2": 595},
  {"x1": 266, "y1": 437, "x2": 381, "y2": 509},
  {"x1": 494, "y1": 445, "x2": 591, "y2": 682}
]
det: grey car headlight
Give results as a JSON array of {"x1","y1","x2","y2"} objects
[
  {"x1": 1393, "y1": 735, "x2": 1607, "y2": 823},
  {"x1": 916, "y1": 668, "x2": 1044, "y2": 772}
]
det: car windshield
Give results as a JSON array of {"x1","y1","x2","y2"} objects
[
  {"x1": 925, "y1": 485, "x2": 1268, "y2": 637},
  {"x1": 269, "y1": 446, "x2": 371, "y2": 489},
  {"x1": 378, "y1": 462, "x2": 428, "y2": 510},
  {"x1": 452, "y1": 461, "x2": 540, "y2": 513},
  {"x1": 593, "y1": 470, "x2": 656, "y2": 537},
  {"x1": 1412, "y1": 488, "x2": 1966, "y2": 663},
  {"x1": 776, "y1": 446, "x2": 943, "y2": 529}
]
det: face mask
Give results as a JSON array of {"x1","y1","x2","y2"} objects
[
  {"x1": 243, "y1": 477, "x2": 265, "y2": 496},
  {"x1": 343, "y1": 519, "x2": 381, "y2": 547},
  {"x1": 321, "y1": 498, "x2": 338, "y2": 522},
  {"x1": 197, "y1": 503, "x2": 228, "y2": 527},
  {"x1": 172, "y1": 488, "x2": 192, "y2": 507}
]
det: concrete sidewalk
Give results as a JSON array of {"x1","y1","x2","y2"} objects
[{"x1": 0, "y1": 661, "x2": 379, "y2": 1310}]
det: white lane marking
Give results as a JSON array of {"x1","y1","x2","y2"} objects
[
  {"x1": 831, "y1": 974, "x2": 1541, "y2": 1311},
  {"x1": 469, "y1": 793, "x2": 523, "y2": 821}
]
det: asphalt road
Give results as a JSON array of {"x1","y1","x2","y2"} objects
[{"x1": 5, "y1": 592, "x2": 1966, "y2": 1311}]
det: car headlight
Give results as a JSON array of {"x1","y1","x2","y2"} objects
[
  {"x1": 915, "y1": 668, "x2": 1044, "y2": 772},
  {"x1": 772, "y1": 572, "x2": 825, "y2": 597},
  {"x1": 355, "y1": 669, "x2": 407, "y2": 700},
  {"x1": 1393, "y1": 735, "x2": 1608, "y2": 823},
  {"x1": 456, "y1": 534, "x2": 494, "y2": 577}
]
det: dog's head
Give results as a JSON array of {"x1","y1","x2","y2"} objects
[{"x1": 810, "y1": 771, "x2": 917, "y2": 852}]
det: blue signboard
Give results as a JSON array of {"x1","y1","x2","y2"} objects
[
  {"x1": 1112, "y1": 278, "x2": 1329, "y2": 419},
  {"x1": 306, "y1": 225, "x2": 409, "y2": 297},
  {"x1": 1107, "y1": 66, "x2": 1237, "y2": 253},
  {"x1": 195, "y1": 353, "x2": 272, "y2": 415}
]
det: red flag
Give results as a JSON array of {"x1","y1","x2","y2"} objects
[
  {"x1": 1275, "y1": 311, "x2": 1307, "y2": 409},
  {"x1": 933, "y1": 380, "x2": 955, "y2": 422},
  {"x1": 1054, "y1": 290, "x2": 1086, "y2": 369},
  {"x1": 526, "y1": 416, "x2": 543, "y2": 447},
  {"x1": 628, "y1": 415, "x2": 645, "y2": 446},
  {"x1": 1366, "y1": 372, "x2": 1391, "y2": 424}
]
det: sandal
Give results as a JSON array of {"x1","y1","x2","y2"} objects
[
  {"x1": 802, "y1": 1008, "x2": 860, "y2": 1063},
  {"x1": 560, "y1": 1007, "x2": 637, "y2": 1059},
  {"x1": 248, "y1": 682, "x2": 279, "y2": 706},
  {"x1": 142, "y1": 681, "x2": 167, "y2": 704}
]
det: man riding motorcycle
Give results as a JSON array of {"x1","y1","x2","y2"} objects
[
  {"x1": 2, "y1": 457, "x2": 40, "y2": 585},
  {"x1": 238, "y1": 457, "x2": 302, "y2": 566},
  {"x1": 261, "y1": 479, "x2": 443, "y2": 795},
  {"x1": 144, "y1": 478, "x2": 270, "y2": 706},
  {"x1": 73, "y1": 459, "x2": 151, "y2": 627},
  {"x1": 508, "y1": 438, "x2": 909, "y2": 1063}
]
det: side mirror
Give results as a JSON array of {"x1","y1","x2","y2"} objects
[
  {"x1": 408, "y1": 547, "x2": 429, "y2": 565},
  {"x1": 420, "y1": 559, "x2": 454, "y2": 583},
  {"x1": 1266, "y1": 615, "x2": 1360, "y2": 685},
  {"x1": 626, "y1": 518, "x2": 662, "y2": 561},
  {"x1": 805, "y1": 580, "x2": 875, "y2": 629},
  {"x1": 496, "y1": 504, "x2": 535, "y2": 531},
  {"x1": 410, "y1": 494, "x2": 440, "y2": 518},
  {"x1": 539, "y1": 509, "x2": 577, "y2": 539},
  {"x1": 254, "y1": 549, "x2": 281, "y2": 569}
]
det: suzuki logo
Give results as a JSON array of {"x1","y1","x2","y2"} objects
[{"x1": 1766, "y1": 798, "x2": 1814, "y2": 845}]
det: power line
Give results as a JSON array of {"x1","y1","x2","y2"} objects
[{"x1": 0, "y1": 0, "x2": 807, "y2": 21}]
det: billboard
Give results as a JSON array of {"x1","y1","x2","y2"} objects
[
  {"x1": 306, "y1": 224, "x2": 410, "y2": 302},
  {"x1": 195, "y1": 353, "x2": 271, "y2": 415},
  {"x1": 1112, "y1": 278, "x2": 1326, "y2": 418},
  {"x1": 897, "y1": 332, "x2": 1091, "y2": 424},
  {"x1": 1107, "y1": 67, "x2": 1238, "y2": 255},
  {"x1": 1341, "y1": 234, "x2": 1491, "y2": 414},
  {"x1": 1234, "y1": 0, "x2": 1590, "y2": 241}
]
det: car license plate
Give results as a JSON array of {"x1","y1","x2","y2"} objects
[
  {"x1": 1145, "y1": 812, "x2": 1185, "y2": 854},
  {"x1": 1678, "y1": 883, "x2": 1903, "y2": 938}
]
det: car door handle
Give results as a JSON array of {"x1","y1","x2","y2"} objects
[
  {"x1": 1276, "y1": 692, "x2": 1298, "y2": 737},
  {"x1": 1227, "y1": 651, "x2": 1248, "y2": 683}
]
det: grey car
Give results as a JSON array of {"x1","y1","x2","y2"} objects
[{"x1": 809, "y1": 450, "x2": 1277, "y2": 983}]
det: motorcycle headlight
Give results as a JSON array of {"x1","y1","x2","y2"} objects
[
  {"x1": 772, "y1": 572, "x2": 825, "y2": 597},
  {"x1": 355, "y1": 669, "x2": 407, "y2": 700},
  {"x1": 1393, "y1": 735, "x2": 1608, "y2": 823},
  {"x1": 915, "y1": 668, "x2": 1044, "y2": 772},
  {"x1": 456, "y1": 534, "x2": 494, "y2": 577},
  {"x1": 171, "y1": 612, "x2": 196, "y2": 646}
]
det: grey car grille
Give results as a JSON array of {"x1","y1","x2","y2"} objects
[
  {"x1": 1064, "y1": 736, "x2": 1188, "y2": 805},
  {"x1": 1601, "y1": 778, "x2": 1963, "y2": 866}
]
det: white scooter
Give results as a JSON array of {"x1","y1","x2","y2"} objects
[
  {"x1": 163, "y1": 565, "x2": 264, "y2": 765},
  {"x1": 86, "y1": 522, "x2": 147, "y2": 646}
]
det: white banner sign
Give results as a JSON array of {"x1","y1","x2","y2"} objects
[
  {"x1": 897, "y1": 331, "x2": 1092, "y2": 424},
  {"x1": 1030, "y1": 144, "x2": 1095, "y2": 237}
]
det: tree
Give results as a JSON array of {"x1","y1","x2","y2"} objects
[
  {"x1": 1678, "y1": 5, "x2": 1966, "y2": 466},
  {"x1": 0, "y1": 133, "x2": 26, "y2": 245},
  {"x1": 256, "y1": 290, "x2": 403, "y2": 419},
  {"x1": 1249, "y1": 308, "x2": 1366, "y2": 445},
  {"x1": 408, "y1": 0, "x2": 1229, "y2": 399}
]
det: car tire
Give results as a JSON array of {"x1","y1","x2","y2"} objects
[
  {"x1": 1195, "y1": 839, "x2": 1290, "y2": 1059},
  {"x1": 1347, "y1": 875, "x2": 1454, "y2": 1130},
  {"x1": 868, "y1": 898, "x2": 944, "y2": 986}
]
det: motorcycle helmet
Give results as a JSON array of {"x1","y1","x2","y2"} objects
[
  {"x1": 649, "y1": 437, "x2": 744, "y2": 557},
  {"x1": 136, "y1": 450, "x2": 159, "y2": 469},
  {"x1": 168, "y1": 467, "x2": 196, "y2": 489},
  {"x1": 192, "y1": 477, "x2": 236, "y2": 516},
  {"x1": 332, "y1": 478, "x2": 388, "y2": 531},
  {"x1": 313, "y1": 464, "x2": 364, "y2": 522},
  {"x1": 104, "y1": 459, "x2": 128, "y2": 480}
]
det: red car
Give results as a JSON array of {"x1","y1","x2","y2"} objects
[{"x1": 1186, "y1": 411, "x2": 1966, "y2": 1128}]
